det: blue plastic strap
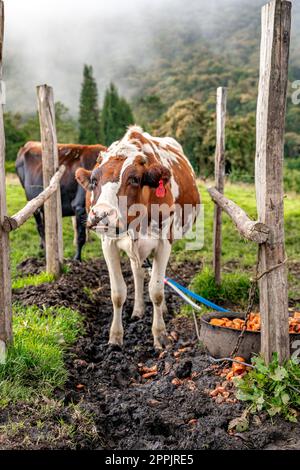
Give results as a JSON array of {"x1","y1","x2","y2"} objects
[{"x1": 165, "y1": 278, "x2": 230, "y2": 313}]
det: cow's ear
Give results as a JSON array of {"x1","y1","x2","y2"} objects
[
  {"x1": 142, "y1": 164, "x2": 171, "y2": 188},
  {"x1": 75, "y1": 168, "x2": 92, "y2": 191}
]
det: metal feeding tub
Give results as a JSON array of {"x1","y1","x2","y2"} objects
[{"x1": 200, "y1": 312, "x2": 300, "y2": 362}]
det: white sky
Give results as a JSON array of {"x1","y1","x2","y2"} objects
[{"x1": 4, "y1": 0, "x2": 171, "y2": 113}]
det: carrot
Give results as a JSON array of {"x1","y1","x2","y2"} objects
[{"x1": 142, "y1": 371, "x2": 157, "y2": 379}]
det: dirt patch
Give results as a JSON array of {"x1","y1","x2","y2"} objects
[{"x1": 6, "y1": 258, "x2": 300, "y2": 449}]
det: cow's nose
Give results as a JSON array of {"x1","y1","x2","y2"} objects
[
  {"x1": 87, "y1": 205, "x2": 118, "y2": 230},
  {"x1": 99, "y1": 211, "x2": 110, "y2": 226},
  {"x1": 86, "y1": 210, "x2": 101, "y2": 229}
]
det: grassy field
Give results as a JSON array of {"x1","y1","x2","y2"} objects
[{"x1": 6, "y1": 175, "x2": 300, "y2": 286}]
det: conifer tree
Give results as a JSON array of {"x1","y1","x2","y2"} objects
[
  {"x1": 100, "y1": 83, "x2": 134, "y2": 146},
  {"x1": 79, "y1": 65, "x2": 100, "y2": 144}
]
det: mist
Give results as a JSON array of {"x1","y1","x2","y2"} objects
[{"x1": 3, "y1": 0, "x2": 298, "y2": 115}]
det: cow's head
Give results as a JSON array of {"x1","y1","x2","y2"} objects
[{"x1": 75, "y1": 151, "x2": 171, "y2": 236}]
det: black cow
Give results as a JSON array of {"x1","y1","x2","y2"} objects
[{"x1": 16, "y1": 142, "x2": 106, "y2": 261}]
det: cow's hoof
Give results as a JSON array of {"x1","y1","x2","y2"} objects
[
  {"x1": 153, "y1": 332, "x2": 170, "y2": 351},
  {"x1": 107, "y1": 343, "x2": 123, "y2": 353},
  {"x1": 73, "y1": 255, "x2": 81, "y2": 262},
  {"x1": 131, "y1": 310, "x2": 144, "y2": 320},
  {"x1": 109, "y1": 334, "x2": 124, "y2": 348}
]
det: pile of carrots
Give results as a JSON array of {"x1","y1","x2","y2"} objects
[
  {"x1": 208, "y1": 356, "x2": 248, "y2": 404},
  {"x1": 209, "y1": 311, "x2": 300, "y2": 334}
]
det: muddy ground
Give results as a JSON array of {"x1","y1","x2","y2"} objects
[{"x1": 2, "y1": 257, "x2": 300, "y2": 450}]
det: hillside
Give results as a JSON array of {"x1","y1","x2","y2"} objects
[
  {"x1": 128, "y1": 0, "x2": 299, "y2": 118},
  {"x1": 3, "y1": 0, "x2": 300, "y2": 179}
]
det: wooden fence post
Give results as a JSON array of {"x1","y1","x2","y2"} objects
[
  {"x1": 213, "y1": 87, "x2": 227, "y2": 286},
  {"x1": 0, "y1": 0, "x2": 12, "y2": 359},
  {"x1": 255, "y1": 0, "x2": 291, "y2": 364},
  {"x1": 37, "y1": 85, "x2": 63, "y2": 277}
]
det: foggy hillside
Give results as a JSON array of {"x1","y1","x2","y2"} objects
[{"x1": 3, "y1": 0, "x2": 300, "y2": 115}]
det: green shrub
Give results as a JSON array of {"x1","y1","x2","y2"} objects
[
  {"x1": 284, "y1": 168, "x2": 300, "y2": 193},
  {"x1": 190, "y1": 267, "x2": 256, "y2": 309},
  {"x1": 286, "y1": 159, "x2": 300, "y2": 171},
  {"x1": 235, "y1": 354, "x2": 300, "y2": 422}
]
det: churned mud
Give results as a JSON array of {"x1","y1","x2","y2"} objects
[{"x1": 2, "y1": 257, "x2": 299, "y2": 449}]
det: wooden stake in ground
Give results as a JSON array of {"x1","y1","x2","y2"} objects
[
  {"x1": 0, "y1": 1, "x2": 13, "y2": 358},
  {"x1": 37, "y1": 85, "x2": 64, "y2": 277},
  {"x1": 255, "y1": 0, "x2": 291, "y2": 364},
  {"x1": 213, "y1": 87, "x2": 227, "y2": 286}
]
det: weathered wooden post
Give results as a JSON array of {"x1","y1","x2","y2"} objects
[
  {"x1": 37, "y1": 85, "x2": 64, "y2": 277},
  {"x1": 0, "y1": 1, "x2": 12, "y2": 359},
  {"x1": 256, "y1": 0, "x2": 291, "y2": 364},
  {"x1": 213, "y1": 87, "x2": 227, "y2": 286}
]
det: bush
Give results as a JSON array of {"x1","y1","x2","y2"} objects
[
  {"x1": 235, "y1": 354, "x2": 300, "y2": 422},
  {"x1": 284, "y1": 168, "x2": 300, "y2": 193},
  {"x1": 285, "y1": 133, "x2": 300, "y2": 159}
]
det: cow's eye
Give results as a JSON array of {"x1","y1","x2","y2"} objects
[{"x1": 128, "y1": 176, "x2": 140, "y2": 187}]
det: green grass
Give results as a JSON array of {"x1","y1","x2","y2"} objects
[
  {"x1": 174, "y1": 180, "x2": 300, "y2": 266},
  {"x1": 190, "y1": 267, "x2": 257, "y2": 311},
  {"x1": 12, "y1": 272, "x2": 55, "y2": 290},
  {"x1": 0, "y1": 305, "x2": 83, "y2": 403},
  {"x1": 5, "y1": 161, "x2": 16, "y2": 174}
]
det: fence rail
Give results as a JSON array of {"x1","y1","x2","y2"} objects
[{"x1": 2, "y1": 165, "x2": 66, "y2": 233}]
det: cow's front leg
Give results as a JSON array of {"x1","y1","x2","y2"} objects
[
  {"x1": 34, "y1": 209, "x2": 45, "y2": 250},
  {"x1": 72, "y1": 216, "x2": 77, "y2": 247},
  {"x1": 149, "y1": 240, "x2": 172, "y2": 350},
  {"x1": 102, "y1": 238, "x2": 127, "y2": 347},
  {"x1": 73, "y1": 207, "x2": 87, "y2": 261},
  {"x1": 130, "y1": 260, "x2": 145, "y2": 319}
]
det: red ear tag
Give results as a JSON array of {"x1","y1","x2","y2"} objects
[{"x1": 156, "y1": 179, "x2": 166, "y2": 198}]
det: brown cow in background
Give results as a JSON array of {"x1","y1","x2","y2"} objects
[{"x1": 16, "y1": 142, "x2": 106, "y2": 261}]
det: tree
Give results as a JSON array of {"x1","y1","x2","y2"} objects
[
  {"x1": 157, "y1": 99, "x2": 210, "y2": 174},
  {"x1": 22, "y1": 102, "x2": 78, "y2": 145},
  {"x1": 4, "y1": 112, "x2": 27, "y2": 161},
  {"x1": 285, "y1": 132, "x2": 300, "y2": 159},
  {"x1": 157, "y1": 99, "x2": 256, "y2": 178},
  {"x1": 79, "y1": 65, "x2": 100, "y2": 144},
  {"x1": 133, "y1": 94, "x2": 166, "y2": 129},
  {"x1": 4, "y1": 102, "x2": 78, "y2": 170},
  {"x1": 204, "y1": 113, "x2": 256, "y2": 179},
  {"x1": 55, "y1": 102, "x2": 78, "y2": 143},
  {"x1": 100, "y1": 83, "x2": 134, "y2": 146}
]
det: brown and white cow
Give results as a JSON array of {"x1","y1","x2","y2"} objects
[{"x1": 76, "y1": 126, "x2": 200, "y2": 349}]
